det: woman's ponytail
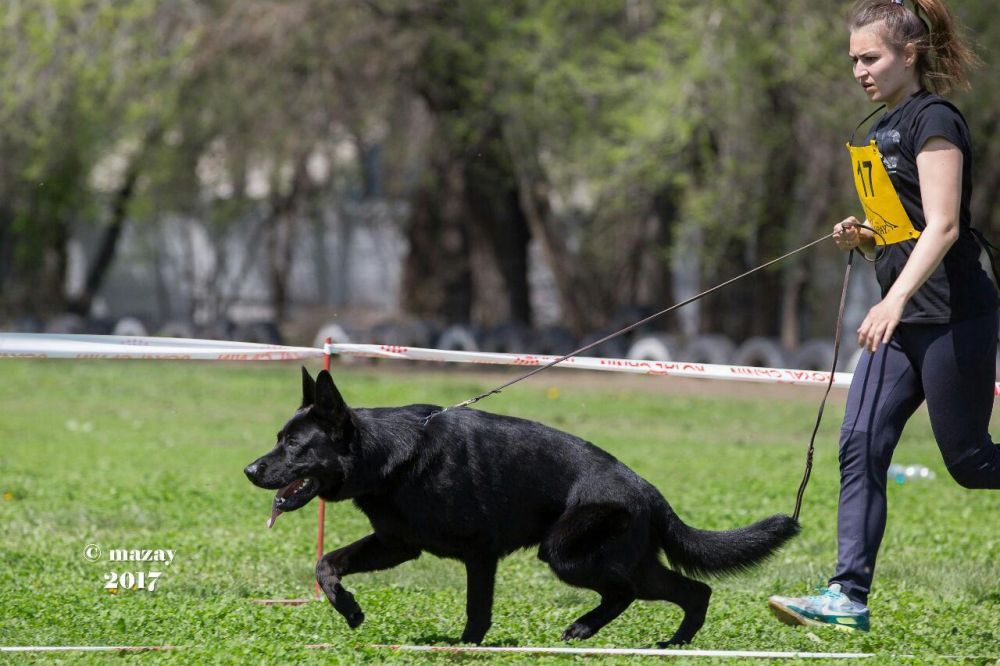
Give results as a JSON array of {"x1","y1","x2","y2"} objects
[{"x1": 911, "y1": 0, "x2": 980, "y2": 94}]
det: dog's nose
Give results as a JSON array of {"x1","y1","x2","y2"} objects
[{"x1": 244, "y1": 461, "x2": 263, "y2": 481}]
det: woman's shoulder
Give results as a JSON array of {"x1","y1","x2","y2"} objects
[
  {"x1": 903, "y1": 91, "x2": 970, "y2": 151},
  {"x1": 907, "y1": 91, "x2": 968, "y2": 126}
]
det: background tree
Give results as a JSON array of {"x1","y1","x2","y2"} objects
[
  {"x1": 0, "y1": 0, "x2": 199, "y2": 321},
  {"x1": 1, "y1": 0, "x2": 996, "y2": 346}
]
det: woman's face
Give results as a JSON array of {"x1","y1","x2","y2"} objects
[{"x1": 849, "y1": 25, "x2": 920, "y2": 108}]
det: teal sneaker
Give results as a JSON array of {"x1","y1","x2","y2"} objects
[{"x1": 768, "y1": 583, "x2": 870, "y2": 632}]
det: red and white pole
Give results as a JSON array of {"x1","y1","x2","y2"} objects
[{"x1": 315, "y1": 336, "x2": 332, "y2": 599}]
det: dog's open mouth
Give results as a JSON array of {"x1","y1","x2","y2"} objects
[{"x1": 267, "y1": 477, "x2": 319, "y2": 528}]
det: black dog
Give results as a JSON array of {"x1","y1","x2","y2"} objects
[{"x1": 244, "y1": 369, "x2": 798, "y2": 646}]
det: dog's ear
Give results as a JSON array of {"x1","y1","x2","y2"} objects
[
  {"x1": 300, "y1": 366, "x2": 317, "y2": 408},
  {"x1": 314, "y1": 369, "x2": 351, "y2": 429}
]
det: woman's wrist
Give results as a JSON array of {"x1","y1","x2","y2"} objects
[{"x1": 882, "y1": 287, "x2": 911, "y2": 308}]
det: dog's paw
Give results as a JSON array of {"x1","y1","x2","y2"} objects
[
  {"x1": 332, "y1": 588, "x2": 365, "y2": 628},
  {"x1": 459, "y1": 630, "x2": 486, "y2": 645},
  {"x1": 561, "y1": 622, "x2": 595, "y2": 641},
  {"x1": 345, "y1": 610, "x2": 365, "y2": 629},
  {"x1": 458, "y1": 620, "x2": 490, "y2": 645}
]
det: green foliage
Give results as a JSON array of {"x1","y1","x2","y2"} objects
[
  {"x1": 2, "y1": 0, "x2": 999, "y2": 332},
  {"x1": 0, "y1": 0, "x2": 198, "y2": 314},
  {"x1": 1, "y1": 360, "x2": 998, "y2": 663}
]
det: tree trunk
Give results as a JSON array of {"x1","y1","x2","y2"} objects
[
  {"x1": 66, "y1": 126, "x2": 162, "y2": 317},
  {"x1": 66, "y1": 169, "x2": 139, "y2": 316},
  {"x1": 266, "y1": 157, "x2": 309, "y2": 323},
  {"x1": 464, "y1": 122, "x2": 532, "y2": 327},
  {"x1": 503, "y1": 118, "x2": 591, "y2": 335},
  {"x1": 638, "y1": 187, "x2": 679, "y2": 321},
  {"x1": 401, "y1": 144, "x2": 472, "y2": 323}
]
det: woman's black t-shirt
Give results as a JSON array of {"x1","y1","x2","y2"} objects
[{"x1": 863, "y1": 89, "x2": 997, "y2": 323}]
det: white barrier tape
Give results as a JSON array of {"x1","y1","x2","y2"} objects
[
  {"x1": 328, "y1": 343, "x2": 1000, "y2": 396},
  {"x1": 0, "y1": 646, "x2": 178, "y2": 653},
  {"x1": 3, "y1": 334, "x2": 997, "y2": 396},
  {"x1": 331, "y1": 342, "x2": 846, "y2": 384},
  {"x1": 0, "y1": 333, "x2": 324, "y2": 361},
  {"x1": 367, "y1": 644, "x2": 877, "y2": 659},
  {"x1": 5, "y1": 333, "x2": 294, "y2": 348}
]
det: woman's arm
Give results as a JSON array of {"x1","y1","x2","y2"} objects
[{"x1": 856, "y1": 137, "x2": 963, "y2": 352}]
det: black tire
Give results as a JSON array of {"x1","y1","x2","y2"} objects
[
  {"x1": 792, "y1": 339, "x2": 836, "y2": 371},
  {"x1": 436, "y1": 324, "x2": 479, "y2": 352},
  {"x1": 112, "y1": 317, "x2": 148, "y2": 338},
  {"x1": 532, "y1": 327, "x2": 577, "y2": 356},
  {"x1": 44, "y1": 313, "x2": 88, "y2": 335},
  {"x1": 732, "y1": 337, "x2": 787, "y2": 369},
  {"x1": 627, "y1": 334, "x2": 679, "y2": 362},
  {"x1": 370, "y1": 320, "x2": 435, "y2": 348},
  {"x1": 195, "y1": 321, "x2": 236, "y2": 341},
  {"x1": 85, "y1": 317, "x2": 115, "y2": 335},
  {"x1": 232, "y1": 320, "x2": 283, "y2": 345},
  {"x1": 681, "y1": 335, "x2": 735, "y2": 365},
  {"x1": 157, "y1": 321, "x2": 195, "y2": 339},
  {"x1": 578, "y1": 329, "x2": 629, "y2": 360},
  {"x1": 13, "y1": 316, "x2": 42, "y2": 333},
  {"x1": 481, "y1": 322, "x2": 532, "y2": 354}
]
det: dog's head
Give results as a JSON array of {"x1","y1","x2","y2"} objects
[{"x1": 244, "y1": 367, "x2": 355, "y2": 528}]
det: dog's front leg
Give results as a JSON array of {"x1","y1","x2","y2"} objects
[
  {"x1": 315, "y1": 533, "x2": 421, "y2": 629},
  {"x1": 460, "y1": 555, "x2": 498, "y2": 644}
]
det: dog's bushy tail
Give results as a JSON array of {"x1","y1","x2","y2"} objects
[{"x1": 656, "y1": 498, "x2": 800, "y2": 578}]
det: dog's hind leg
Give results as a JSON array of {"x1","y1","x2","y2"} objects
[
  {"x1": 315, "y1": 533, "x2": 421, "y2": 629},
  {"x1": 541, "y1": 503, "x2": 639, "y2": 641},
  {"x1": 459, "y1": 555, "x2": 498, "y2": 644},
  {"x1": 561, "y1": 594, "x2": 634, "y2": 641},
  {"x1": 631, "y1": 554, "x2": 711, "y2": 646}
]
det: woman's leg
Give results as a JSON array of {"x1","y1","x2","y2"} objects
[
  {"x1": 919, "y1": 312, "x2": 1000, "y2": 489},
  {"x1": 830, "y1": 333, "x2": 924, "y2": 605}
]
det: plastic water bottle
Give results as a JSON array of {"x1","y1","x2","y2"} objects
[{"x1": 887, "y1": 463, "x2": 936, "y2": 484}]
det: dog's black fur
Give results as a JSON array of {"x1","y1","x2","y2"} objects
[{"x1": 245, "y1": 369, "x2": 799, "y2": 646}]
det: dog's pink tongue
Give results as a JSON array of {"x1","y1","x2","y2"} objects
[
  {"x1": 267, "y1": 497, "x2": 282, "y2": 529},
  {"x1": 267, "y1": 479, "x2": 307, "y2": 529}
]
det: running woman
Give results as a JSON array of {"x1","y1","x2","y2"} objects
[{"x1": 768, "y1": 0, "x2": 999, "y2": 632}]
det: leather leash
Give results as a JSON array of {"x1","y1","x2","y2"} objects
[
  {"x1": 427, "y1": 232, "x2": 832, "y2": 423},
  {"x1": 425, "y1": 225, "x2": 883, "y2": 522}
]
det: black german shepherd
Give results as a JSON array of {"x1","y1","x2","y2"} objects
[{"x1": 244, "y1": 369, "x2": 798, "y2": 646}]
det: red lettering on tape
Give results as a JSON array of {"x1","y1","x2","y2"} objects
[{"x1": 600, "y1": 360, "x2": 652, "y2": 369}]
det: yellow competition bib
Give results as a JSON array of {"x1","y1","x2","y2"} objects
[{"x1": 846, "y1": 141, "x2": 920, "y2": 245}]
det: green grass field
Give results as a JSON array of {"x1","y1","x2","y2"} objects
[{"x1": 1, "y1": 360, "x2": 998, "y2": 664}]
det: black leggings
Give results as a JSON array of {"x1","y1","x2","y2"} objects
[{"x1": 830, "y1": 310, "x2": 1000, "y2": 605}]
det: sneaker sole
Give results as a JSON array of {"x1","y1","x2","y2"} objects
[{"x1": 767, "y1": 599, "x2": 863, "y2": 633}]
